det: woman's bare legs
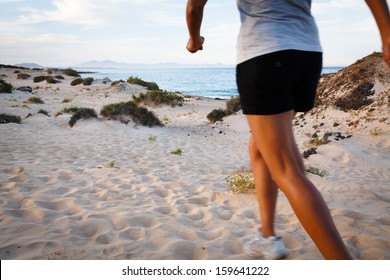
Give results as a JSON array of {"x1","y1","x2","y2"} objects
[
  {"x1": 249, "y1": 135, "x2": 278, "y2": 237},
  {"x1": 247, "y1": 110, "x2": 352, "y2": 259}
]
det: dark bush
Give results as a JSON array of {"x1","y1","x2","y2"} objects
[
  {"x1": 132, "y1": 106, "x2": 163, "y2": 127},
  {"x1": 0, "y1": 113, "x2": 21, "y2": 124},
  {"x1": 100, "y1": 101, "x2": 138, "y2": 118},
  {"x1": 82, "y1": 77, "x2": 94, "y2": 86},
  {"x1": 27, "y1": 97, "x2": 44, "y2": 104},
  {"x1": 55, "y1": 75, "x2": 65, "y2": 80},
  {"x1": 133, "y1": 90, "x2": 184, "y2": 107},
  {"x1": 71, "y1": 78, "x2": 84, "y2": 86},
  {"x1": 69, "y1": 108, "x2": 98, "y2": 127},
  {"x1": 45, "y1": 76, "x2": 61, "y2": 84},
  {"x1": 0, "y1": 78, "x2": 13, "y2": 93},
  {"x1": 38, "y1": 109, "x2": 49, "y2": 116},
  {"x1": 55, "y1": 106, "x2": 79, "y2": 117},
  {"x1": 111, "y1": 80, "x2": 125, "y2": 86},
  {"x1": 127, "y1": 76, "x2": 159, "y2": 90},
  {"x1": 33, "y1": 76, "x2": 46, "y2": 83},
  {"x1": 207, "y1": 109, "x2": 227, "y2": 123},
  {"x1": 225, "y1": 96, "x2": 241, "y2": 115},
  {"x1": 100, "y1": 101, "x2": 162, "y2": 127},
  {"x1": 17, "y1": 73, "x2": 31, "y2": 80},
  {"x1": 63, "y1": 68, "x2": 80, "y2": 77}
]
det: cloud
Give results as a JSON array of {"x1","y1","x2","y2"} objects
[
  {"x1": 18, "y1": 0, "x2": 115, "y2": 27},
  {"x1": 0, "y1": 0, "x2": 24, "y2": 3}
]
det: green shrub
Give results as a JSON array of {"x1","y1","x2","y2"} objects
[
  {"x1": 33, "y1": 76, "x2": 46, "y2": 83},
  {"x1": 100, "y1": 101, "x2": 163, "y2": 127},
  {"x1": 171, "y1": 149, "x2": 182, "y2": 156},
  {"x1": 45, "y1": 76, "x2": 61, "y2": 84},
  {"x1": 305, "y1": 165, "x2": 327, "y2": 177},
  {"x1": 0, "y1": 78, "x2": 13, "y2": 93},
  {"x1": 62, "y1": 98, "x2": 72, "y2": 103},
  {"x1": 207, "y1": 109, "x2": 226, "y2": 123},
  {"x1": 56, "y1": 106, "x2": 79, "y2": 116},
  {"x1": 127, "y1": 76, "x2": 159, "y2": 90},
  {"x1": 226, "y1": 168, "x2": 255, "y2": 194},
  {"x1": 38, "y1": 109, "x2": 49, "y2": 116},
  {"x1": 71, "y1": 78, "x2": 84, "y2": 86},
  {"x1": 55, "y1": 75, "x2": 65, "y2": 80},
  {"x1": 69, "y1": 108, "x2": 98, "y2": 127},
  {"x1": 111, "y1": 80, "x2": 125, "y2": 86},
  {"x1": 63, "y1": 68, "x2": 80, "y2": 77},
  {"x1": 206, "y1": 96, "x2": 241, "y2": 123},
  {"x1": 17, "y1": 73, "x2": 31, "y2": 80},
  {"x1": 27, "y1": 97, "x2": 44, "y2": 104},
  {"x1": 100, "y1": 101, "x2": 138, "y2": 117},
  {"x1": 0, "y1": 113, "x2": 21, "y2": 124},
  {"x1": 225, "y1": 96, "x2": 241, "y2": 115},
  {"x1": 133, "y1": 90, "x2": 184, "y2": 107},
  {"x1": 82, "y1": 77, "x2": 94, "y2": 86}
]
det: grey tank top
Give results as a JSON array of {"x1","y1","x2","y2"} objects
[{"x1": 236, "y1": 0, "x2": 322, "y2": 64}]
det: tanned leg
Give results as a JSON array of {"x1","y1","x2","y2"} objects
[
  {"x1": 247, "y1": 111, "x2": 352, "y2": 260},
  {"x1": 249, "y1": 135, "x2": 278, "y2": 238}
]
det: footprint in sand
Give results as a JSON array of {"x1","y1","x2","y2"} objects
[
  {"x1": 177, "y1": 205, "x2": 204, "y2": 221},
  {"x1": 119, "y1": 227, "x2": 146, "y2": 241}
]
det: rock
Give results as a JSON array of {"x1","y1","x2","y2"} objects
[
  {"x1": 303, "y1": 148, "x2": 317, "y2": 159},
  {"x1": 16, "y1": 86, "x2": 32, "y2": 93}
]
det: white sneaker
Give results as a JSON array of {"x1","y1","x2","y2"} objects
[{"x1": 244, "y1": 231, "x2": 288, "y2": 259}]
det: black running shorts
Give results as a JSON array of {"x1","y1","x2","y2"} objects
[{"x1": 236, "y1": 50, "x2": 322, "y2": 115}]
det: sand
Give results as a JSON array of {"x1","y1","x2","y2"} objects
[{"x1": 0, "y1": 65, "x2": 389, "y2": 260}]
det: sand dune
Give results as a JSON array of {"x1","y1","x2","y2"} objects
[{"x1": 0, "y1": 57, "x2": 389, "y2": 260}]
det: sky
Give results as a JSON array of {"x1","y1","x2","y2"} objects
[{"x1": 0, "y1": 0, "x2": 384, "y2": 67}]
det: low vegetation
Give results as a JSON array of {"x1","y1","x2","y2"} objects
[
  {"x1": 207, "y1": 96, "x2": 241, "y2": 123},
  {"x1": 305, "y1": 165, "x2": 327, "y2": 177},
  {"x1": 100, "y1": 101, "x2": 163, "y2": 127},
  {"x1": 127, "y1": 76, "x2": 159, "y2": 90},
  {"x1": 70, "y1": 78, "x2": 84, "y2": 86},
  {"x1": 133, "y1": 90, "x2": 184, "y2": 107},
  {"x1": 27, "y1": 97, "x2": 44, "y2": 104},
  {"x1": 207, "y1": 109, "x2": 227, "y2": 123},
  {"x1": 0, "y1": 113, "x2": 21, "y2": 124},
  {"x1": 38, "y1": 109, "x2": 49, "y2": 116},
  {"x1": 17, "y1": 73, "x2": 31, "y2": 80},
  {"x1": 63, "y1": 68, "x2": 80, "y2": 77},
  {"x1": 55, "y1": 106, "x2": 79, "y2": 117},
  {"x1": 62, "y1": 98, "x2": 72, "y2": 103},
  {"x1": 171, "y1": 148, "x2": 183, "y2": 156},
  {"x1": 0, "y1": 78, "x2": 13, "y2": 93},
  {"x1": 82, "y1": 77, "x2": 94, "y2": 86},
  {"x1": 226, "y1": 168, "x2": 255, "y2": 195},
  {"x1": 111, "y1": 80, "x2": 125, "y2": 86},
  {"x1": 69, "y1": 108, "x2": 98, "y2": 127},
  {"x1": 33, "y1": 76, "x2": 60, "y2": 84}
]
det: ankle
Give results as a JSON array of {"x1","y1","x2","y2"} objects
[{"x1": 259, "y1": 227, "x2": 275, "y2": 238}]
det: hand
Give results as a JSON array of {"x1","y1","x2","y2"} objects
[{"x1": 186, "y1": 36, "x2": 205, "y2": 53}]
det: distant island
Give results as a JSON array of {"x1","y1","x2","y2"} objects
[{"x1": 74, "y1": 60, "x2": 233, "y2": 69}]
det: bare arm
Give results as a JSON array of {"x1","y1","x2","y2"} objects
[
  {"x1": 365, "y1": 0, "x2": 390, "y2": 65},
  {"x1": 186, "y1": 0, "x2": 207, "y2": 53}
]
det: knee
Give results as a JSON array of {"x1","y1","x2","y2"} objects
[{"x1": 248, "y1": 137, "x2": 262, "y2": 161}]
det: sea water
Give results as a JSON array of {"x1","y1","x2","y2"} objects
[{"x1": 79, "y1": 67, "x2": 343, "y2": 99}]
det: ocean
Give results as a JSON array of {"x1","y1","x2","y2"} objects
[{"x1": 79, "y1": 67, "x2": 343, "y2": 99}]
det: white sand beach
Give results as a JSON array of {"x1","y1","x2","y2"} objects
[{"x1": 0, "y1": 54, "x2": 389, "y2": 260}]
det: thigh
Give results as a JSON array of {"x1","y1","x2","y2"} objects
[{"x1": 246, "y1": 111, "x2": 303, "y2": 181}]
